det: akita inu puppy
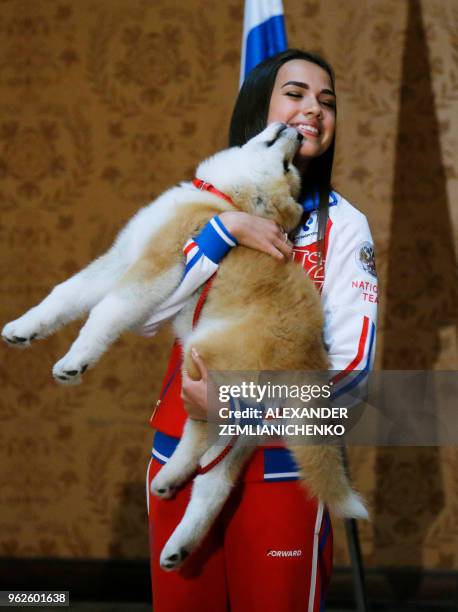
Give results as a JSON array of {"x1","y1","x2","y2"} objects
[{"x1": 2, "y1": 122, "x2": 367, "y2": 570}]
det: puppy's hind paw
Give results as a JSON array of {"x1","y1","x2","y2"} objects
[
  {"x1": 150, "y1": 474, "x2": 178, "y2": 499},
  {"x1": 160, "y1": 546, "x2": 190, "y2": 571}
]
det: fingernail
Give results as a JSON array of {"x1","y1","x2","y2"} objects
[{"x1": 192, "y1": 348, "x2": 199, "y2": 357}]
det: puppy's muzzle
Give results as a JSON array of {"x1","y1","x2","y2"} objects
[
  {"x1": 267, "y1": 123, "x2": 289, "y2": 147},
  {"x1": 267, "y1": 124, "x2": 303, "y2": 148}
]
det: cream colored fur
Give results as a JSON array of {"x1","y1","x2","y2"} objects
[{"x1": 2, "y1": 123, "x2": 367, "y2": 571}]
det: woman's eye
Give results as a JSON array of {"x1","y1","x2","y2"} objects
[
  {"x1": 321, "y1": 100, "x2": 336, "y2": 109},
  {"x1": 286, "y1": 92, "x2": 302, "y2": 98}
]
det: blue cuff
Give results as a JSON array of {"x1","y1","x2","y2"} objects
[{"x1": 194, "y1": 216, "x2": 238, "y2": 264}]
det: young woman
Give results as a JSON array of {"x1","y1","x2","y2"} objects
[{"x1": 146, "y1": 49, "x2": 377, "y2": 612}]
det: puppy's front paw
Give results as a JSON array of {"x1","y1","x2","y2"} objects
[
  {"x1": 2, "y1": 318, "x2": 39, "y2": 348},
  {"x1": 52, "y1": 355, "x2": 89, "y2": 385}
]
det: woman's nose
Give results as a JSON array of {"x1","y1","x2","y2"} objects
[{"x1": 302, "y1": 96, "x2": 322, "y2": 118}]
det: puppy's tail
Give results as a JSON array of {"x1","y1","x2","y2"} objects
[
  {"x1": 291, "y1": 445, "x2": 369, "y2": 520},
  {"x1": 330, "y1": 490, "x2": 369, "y2": 520}
]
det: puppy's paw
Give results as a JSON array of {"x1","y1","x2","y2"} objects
[
  {"x1": 160, "y1": 544, "x2": 190, "y2": 571},
  {"x1": 2, "y1": 318, "x2": 39, "y2": 348},
  {"x1": 52, "y1": 356, "x2": 89, "y2": 385},
  {"x1": 150, "y1": 472, "x2": 178, "y2": 499},
  {"x1": 159, "y1": 516, "x2": 203, "y2": 570}
]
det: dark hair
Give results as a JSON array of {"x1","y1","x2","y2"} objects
[{"x1": 229, "y1": 48, "x2": 336, "y2": 258}]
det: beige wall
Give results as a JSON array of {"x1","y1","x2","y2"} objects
[{"x1": 0, "y1": 0, "x2": 457, "y2": 569}]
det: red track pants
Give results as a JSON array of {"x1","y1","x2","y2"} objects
[{"x1": 147, "y1": 450, "x2": 333, "y2": 612}]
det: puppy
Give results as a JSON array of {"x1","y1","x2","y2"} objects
[{"x1": 2, "y1": 122, "x2": 367, "y2": 570}]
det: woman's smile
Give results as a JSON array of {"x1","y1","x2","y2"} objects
[{"x1": 288, "y1": 122, "x2": 320, "y2": 137}]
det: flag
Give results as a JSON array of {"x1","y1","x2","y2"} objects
[{"x1": 240, "y1": 0, "x2": 288, "y2": 86}]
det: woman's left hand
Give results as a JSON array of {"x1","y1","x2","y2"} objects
[{"x1": 181, "y1": 348, "x2": 209, "y2": 420}]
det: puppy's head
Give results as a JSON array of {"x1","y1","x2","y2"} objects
[{"x1": 195, "y1": 122, "x2": 304, "y2": 232}]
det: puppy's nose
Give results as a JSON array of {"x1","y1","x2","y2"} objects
[
  {"x1": 296, "y1": 132, "x2": 304, "y2": 143},
  {"x1": 276, "y1": 123, "x2": 288, "y2": 137}
]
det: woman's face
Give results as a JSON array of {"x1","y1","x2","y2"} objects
[{"x1": 267, "y1": 59, "x2": 336, "y2": 170}]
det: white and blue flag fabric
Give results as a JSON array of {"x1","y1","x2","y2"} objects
[{"x1": 240, "y1": 0, "x2": 288, "y2": 86}]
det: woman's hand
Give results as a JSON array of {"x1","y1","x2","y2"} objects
[
  {"x1": 219, "y1": 211, "x2": 293, "y2": 261},
  {"x1": 181, "y1": 348, "x2": 209, "y2": 420}
]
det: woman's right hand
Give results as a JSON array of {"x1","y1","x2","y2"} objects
[
  {"x1": 181, "y1": 349, "x2": 209, "y2": 421},
  {"x1": 219, "y1": 211, "x2": 294, "y2": 261}
]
